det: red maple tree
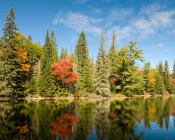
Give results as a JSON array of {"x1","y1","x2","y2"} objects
[{"x1": 52, "y1": 59, "x2": 78, "y2": 83}]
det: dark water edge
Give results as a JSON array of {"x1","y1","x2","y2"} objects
[{"x1": 0, "y1": 96, "x2": 175, "y2": 140}]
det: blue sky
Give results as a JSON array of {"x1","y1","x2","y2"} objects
[{"x1": 1, "y1": 0, "x2": 175, "y2": 71}]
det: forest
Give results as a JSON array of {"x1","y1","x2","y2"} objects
[{"x1": 1, "y1": 8, "x2": 175, "y2": 97}]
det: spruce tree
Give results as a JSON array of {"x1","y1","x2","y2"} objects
[
  {"x1": 143, "y1": 62, "x2": 151, "y2": 92},
  {"x1": 74, "y1": 31, "x2": 94, "y2": 93},
  {"x1": 95, "y1": 30, "x2": 110, "y2": 96},
  {"x1": 155, "y1": 61, "x2": 165, "y2": 94},
  {"x1": 0, "y1": 8, "x2": 19, "y2": 96},
  {"x1": 60, "y1": 48, "x2": 68, "y2": 60},
  {"x1": 107, "y1": 31, "x2": 117, "y2": 92},
  {"x1": 155, "y1": 72, "x2": 165, "y2": 94},
  {"x1": 164, "y1": 60, "x2": 170, "y2": 90},
  {"x1": 157, "y1": 61, "x2": 164, "y2": 76},
  {"x1": 50, "y1": 31, "x2": 58, "y2": 62},
  {"x1": 172, "y1": 60, "x2": 175, "y2": 79},
  {"x1": 107, "y1": 30, "x2": 117, "y2": 72},
  {"x1": 39, "y1": 30, "x2": 59, "y2": 96}
]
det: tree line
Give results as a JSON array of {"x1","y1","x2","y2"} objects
[{"x1": 0, "y1": 8, "x2": 175, "y2": 97}]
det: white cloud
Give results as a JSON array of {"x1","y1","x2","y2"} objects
[
  {"x1": 53, "y1": 12, "x2": 64, "y2": 25},
  {"x1": 151, "y1": 43, "x2": 171, "y2": 52},
  {"x1": 140, "y1": 4, "x2": 162, "y2": 15},
  {"x1": 169, "y1": 29, "x2": 175, "y2": 34},
  {"x1": 53, "y1": 12, "x2": 102, "y2": 35},
  {"x1": 106, "y1": 8, "x2": 134, "y2": 27},
  {"x1": 132, "y1": 7, "x2": 175, "y2": 38},
  {"x1": 91, "y1": 8, "x2": 101, "y2": 15},
  {"x1": 53, "y1": 4, "x2": 175, "y2": 42},
  {"x1": 150, "y1": 11, "x2": 175, "y2": 27}
]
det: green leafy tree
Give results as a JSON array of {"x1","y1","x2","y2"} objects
[
  {"x1": 17, "y1": 34, "x2": 42, "y2": 95},
  {"x1": 74, "y1": 31, "x2": 94, "y2": 93},
  {"x1": 114, "y1": 41, "x2": 144, "y2": 96},
  {"x1": 95, "y1": 30, "x2": 110, "y2": 96},
  {"x1": 0, "y1": 8, "x2": 20, "y2": 96}
]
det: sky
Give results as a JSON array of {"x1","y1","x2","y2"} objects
[{"x1": 1, "y1": 0, "x2": 175, "y2": 71}]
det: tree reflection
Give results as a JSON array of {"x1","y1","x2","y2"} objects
[
  {"x1": 95, "y1": 100, "x2": 110, "y2": 140},
  {"x1": 108, "y1": 99, "x2": 143, "y2": 140},
  {"x1": 73, "y1": 100, "x2": 95, "y2": 140},
  {"x1": 0, "y1": 97, "x2": 175, "y2": 139},
  {"x1": 50, "y1": 114, "x2": 78, "y2": 139}
]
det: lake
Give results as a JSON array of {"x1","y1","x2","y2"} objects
[{"x1": 0, "y1": 96, "x2": 175, "y2": 140}]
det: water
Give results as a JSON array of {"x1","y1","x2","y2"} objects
[{"x1": 0, "y1": 96, "x2": 175, "y2": 140}]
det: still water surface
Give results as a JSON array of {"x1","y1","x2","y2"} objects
[{"x1": 0, "y1": 96, "x2": 175, "y2": 140}]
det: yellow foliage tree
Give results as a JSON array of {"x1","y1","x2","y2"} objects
[{"x1": 147, "y1": 68, "x2": 157, "y2": 93}]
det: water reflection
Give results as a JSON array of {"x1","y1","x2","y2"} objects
[{"x1": 0, "y1": 97, "x2": 175, "y2": 139}]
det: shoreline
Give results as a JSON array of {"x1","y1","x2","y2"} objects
[{"x1": 0, "y1": 94, "x2": 174, "y2": 101}]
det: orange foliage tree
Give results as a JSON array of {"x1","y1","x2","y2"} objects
[
  {"x1": 50, "y1": 114, "x2": 78, "y2": 139},
  {"x1": 16, "y1": 48, "x2": 30, "y2": 73},
  {"x1": 52, "y1": 59, "x2": 78, "y2": 84}
]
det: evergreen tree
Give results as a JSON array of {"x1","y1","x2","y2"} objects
[
  {"x1": 107, "y1": 30, "x2": 117, "y2": 72},
  {"x1": 95, "y1": 30, "x2": 110, "y2": 96},
  {"x1": 157, "y1": 61, "x2": 164, "y2": 76},
  {"x1": 143, "y1": 62, "x2": 151, "y2": 92},
  {"x1": 164, "y1": 60, "x2": 170, "y2": 90},
  {"x1": 172, "y1": 60, "x2": 175, "y2": 79},
  {"x1": 154, "y1": 72, "x2": 165, "y2": 94},
  {"x1": 50, "y1": 31, "x2": 58, "y2": 62},
  {"x1": 74, "y1": 31, "x2": 94, "y2": 93},
  {"x1": 155, "y1": 61, "x2": 165, "y2": 94},
  {"x1": 39, "y1": 30, "x2": 59, "y2": 96},
  {"x1": 0, "y1": 8, "x2": 20, "y2": 96},
  {"x1": 114, "y1": 41, "x2": 144, "y2": 96},
  {"x1": 60, "y1": 48, "x2": 68, "y2": 60},
  {"x1": 107, "y1": 31, "x2": 117, "y2": 92}
]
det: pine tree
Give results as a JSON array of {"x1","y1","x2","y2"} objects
[
  {"x1": 114, "y1": 41, "x2": 144, "y2": 96},
  {"x1": 0, "y1": 8, "x2": 20, "y2": 96},
  {"x1": 164, "y1": 60, "x2": 170, "y2": 90},
  {"x1": 107, "y1": 31, "x2": 117, "y2": 92},
  {"x1": 60, "y1": 48, "x2": 68, "y2": 60},
  {"x1": 39, "y1": 30, "x2": 59, "y2": 96},
  {"x1": 172, "y1": 60, "x2": 175, "y2": 79},
  {"x1": 157, "y1": 61, "x2": 164, "y2": 76},
  {"x1": 155, "y1": 61, "x2": 165, "y2": 94},
  {"x1": 154, "y1": 72, "x2": 165, "y2": 94},
  {"x1": 143, "y1": 62, "x2": 151, "y2": 92},
  {"x1": 107, "y1": 30, "x2": 117, "y2": 72},
  {"x1": 95, "y1": 30, "x2": 110, "y2": 96},
  {"x1": 74, "y1": 31, "x2": 94, "y2": 93},
  {"x1": 50, "y1": 31, "x2": 58, "y2": 62}
]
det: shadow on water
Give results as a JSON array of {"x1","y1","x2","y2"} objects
[{"x1": 0, "y1": 97, "x2": 175, "y2": 139}]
